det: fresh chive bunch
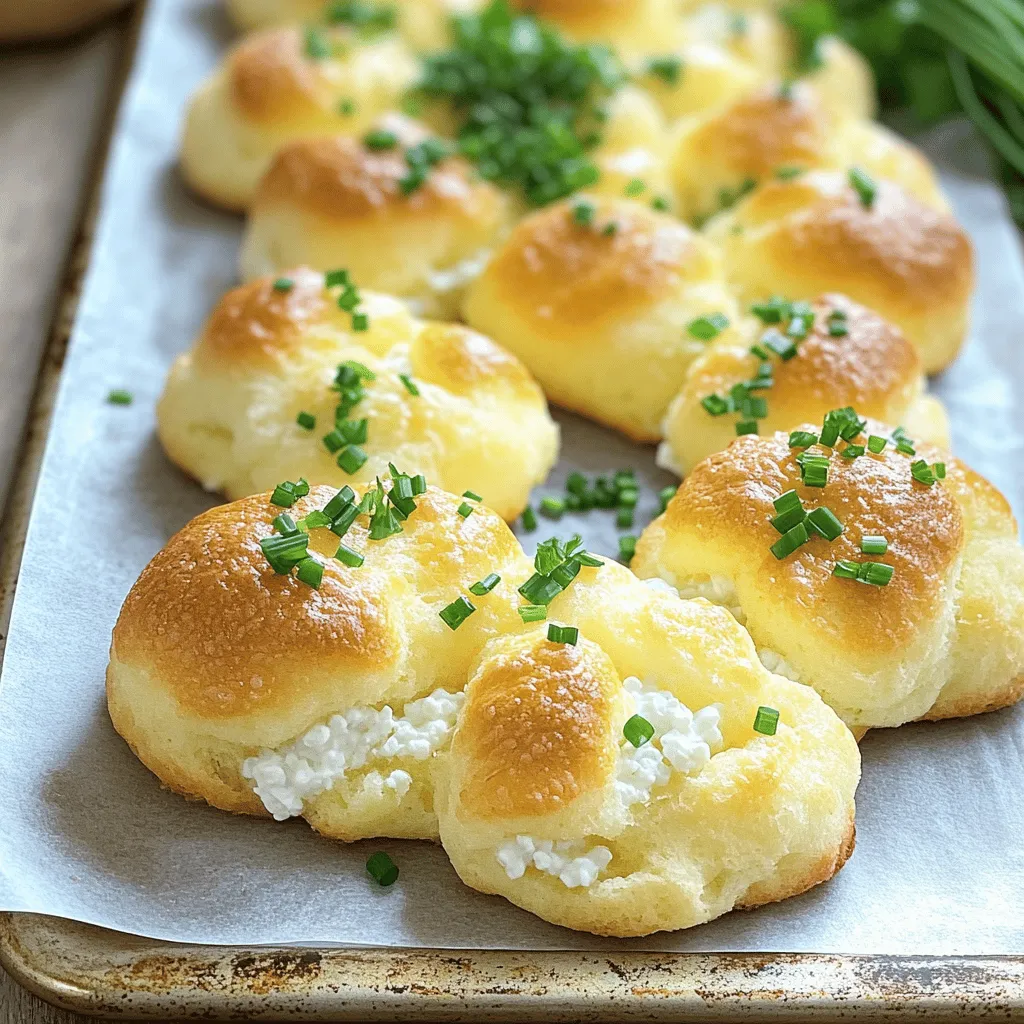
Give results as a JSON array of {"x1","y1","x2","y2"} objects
[
  {"x1": 782, "y1": 0, "x2": 1024, "y2": 221},
  {"x1": 415, "y1": 0, "x2": 625, "y2": 206}
]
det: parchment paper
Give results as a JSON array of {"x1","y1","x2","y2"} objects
[{"x1": 0, "y1": 0, "x2": 1021, "y2": 952}]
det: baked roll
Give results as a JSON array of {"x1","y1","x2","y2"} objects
[
  {"x1": 461, "y1": 195, "x2": 739, "y2": 441},
  {"x1": 157, "y1": 268, "x2": 558, "y2": 520},
  {"x1": 108, "y1": 482, "x2": 860, "y2": 936},
  {"x1": 634, "y1": 415, "x2": 1024, "y2": 730},
  {"x1": 511, "y1": 0, "x2": 682, "y2": 55},
  {"x1": 180, "y1": 26, "x2": 417, "y2": 210},
  {"x1": 658, "y1": 294, "x2": 949, "y2": 477},
  {"x1": 668, "y1": 83, "x2": 944, "y2": 224},
  {"x1": 702, "y1": 170, "x2": 973, "y2": 374},
  {"x1": 239, "y1": 118, "x2": 514, "y2": 318}
]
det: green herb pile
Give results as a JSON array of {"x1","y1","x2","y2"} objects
[
  {"x1": 783, "y1": 0, "x2": 1024, "y2": 221},
  {"x1": 415, "y1": 0, "x2": 624, "y2": 206}
]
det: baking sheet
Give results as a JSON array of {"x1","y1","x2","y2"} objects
[{"x1": 0, "y1": 0, "x2": 1022, "y2": 954}]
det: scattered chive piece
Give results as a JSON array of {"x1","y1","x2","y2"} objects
[
  {"x1": 740, "y1": 395, "x2": 767, "y2": 419},
  {"x1": 272, "y1": 277, "x2": 294, "y2": 292},
  {"x1": 750, "y1": 296, "x2": 790, "y2": 324},
  {"x1": 469, "y1": 573, "x2": 501, "y2": 596},
  {"x1": 774, "y1": 489, "x2": 803, "y2": 514},
  {"x1": 619, "y1": 535, "x2": 637, "y2": 563},
  {"x1": 521, "y1": 505, "x2": 538, "y2": 532},
  {"x1": 518, "y1": 573, "x2": 563, "y2": 606},
  {"x1": 687, "y1": 312, "x2": 730, "y2": 340},
  {"x1": 735, "y1": 420, "x2": 758, "y2": 436},
  {"x1": 789, "y1": 430, "x2": 818, "y2": 448},
  {"x1": 859, "y1": 561, "x2": 894, "y2": 586},
  {"x1": 335, "y1": 543, "x2": 365, "y2": 567},
  {"x1": 337, "y1": 445, "x2": 368, "y2": 474},
  {"x1": 518, "y1": 604, "x2": 547, "y2": 623},
  {"x1": 763, "y1": 329, "x2": 797, "y2": 360},
  {"x1": 300, "y1": 510, "x2": 331, "y2": 531},
  {"x1": 575, "y1": 550, "x2": 603, "y2": 568},
  {"x1": 365, "y1": 851, "x2": 398, "y2": 887},
  {"x1": 457, "y1": 501, "x2": 474, "y2": 518},
  {"x1": 602, "y1": 221, "x2": 618, "y2": 237},
  {"x1": 623, "y1": 714, "x2": 655, "y2": 748},
  {"x1": 624, "y1": 177, "x2": 646, "y2": 197},
  {"x1": 867, "y1": 435, "x2": 888, "y2": 454},
  {"x1": 571, "y1": 198, "x2": 596, "y2": 226},
  {"x1": 753, "y1": 706, "x2": 780, "y2": 736},
  {"x1": 616, "y1": 506, "x2": 634, "y2": 529},
  {"x1": 701, "y1": 393, "x2": 730, "y2": 416},
  {"x1": 324, "y1": 267, "x2": 350, "y2": 288},
  {"x1": 411, "y1": 474, "x2": 427, "y2": 495},
  {"x1": 463, "y1": 490, "x2": 483, "y2": 501},
  {"x1": 547, "y1": 623, "x2": 579, "y2": 645},
  {"x1": 296, "y1": 411, "x2": 316, "y2": 430},
  {"x1": 771, "y1": 521, "x2": 810, "y2": 559},
  {"x1": 841, "y1": 444, "x2": 865, "y2": 459},
  {"x1": 911, "y1": 459, "x2": 936, "y2": 486},
  {"x1": 833, "y1": 559, "x2": 860, "y2": 579},
  {"x1": 800, "y1": 458, "x2": 829, "y2": 488},
  {"x1": 273, "y1": 513, "x2": 299, "y2": 535},
  {"x1": 270, "y1": 478, "x2": 310, "y2": 508},
  {"x1": 363, "y1": 129, "x2": 398, "y2": 150},
  {"x1": 260, "y1": 531, "x2": 309, "y2": 574},
  {"x1": 806, "y1": 506, "x2": 844, "y2": 541},
  {"x1": 351, "y1": 312, "x2": 369, "y2": 332},
  {"x1": 647, "y1": 54, "x2": 683, "y2": 84},
  {"x1": 895, "y1": 438, "x2": 916, "y2": 456},
  {"x1": 848, "y1": 166, "x2": 877, "y2": 208},
  {"x1": 540, "y1": 496, "x2": 565, "y2": 519},
  {"x1": 750, "y1": 343, "x2": 770, "y2": 360},
  {"x1": 439, "y1": 595, "x2": 476, "y2": 630},
  {"x1": 398, "y1": 373, "x2": 419, "y2": 396},
  {"x1": 107, "y1": 389, "x2": 133, "y2": 405},
  {"x1": 778, "y1": 80, "x2": 795, "y2": 101},
  {"x1": 304, "y1": 26, "x2": 332, "y2": 59},
  {"x1": 296, "y1": 556, "x2": 325, "y2": 589},
  {"x1": 775, "y1": 165, "x2": 803, "y2": 180},
  {"x1": 827, "y1": 309, "x2": 849, "y2": 337},
  {"x1": 651, "y1": 195, "x2": 670, "y2": 212},
  {"x1": 934, "y1": 462, "x2": 946, "y2": 479},
  {"x1": 324, "y1": 485, "x2": 356, "y2": 517},
  {"x1": 861, "y1": 535, "x2": 888, "y2": 555},
  {"x1": 658, "y1": 485, "x2": 676, "y2": 513},
  {"x1": 338, "y1": 98, "x2": 356, "y2": 116}
]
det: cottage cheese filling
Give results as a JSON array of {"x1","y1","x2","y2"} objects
[
  {"x1": 496, "y1": 837, "x2": 613, "y2": 889},
  {"x1": 241, "y1": 689, "x2": 464, "y2": 820}
]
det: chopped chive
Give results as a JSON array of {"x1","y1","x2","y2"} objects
[
  {"x1": 911, "y1": 459, "x2": 936, "y2": 486},
  {"x1": 841, "y1": 444, "x2": 865, "y2": 459},
  {"x1": 616, "y1": 506, "x2": 634, "y2": 529},
  {"x1": 351, "y1": 312, "x2": 369, "y2": 332},
  {"x1": 518, "y1": 604, "x2": 546, "y2": 623},
  {"x1": 833, "y1": 559, "x2": 860, "y2": 580},
  {"x1": 565, "y1": 472, "x2": 587, "y2": 496},
  {"x1": 861, "y1": 535, "x2": 888, "y2": 554},
  {"x1": 806, "y1": 506, "x2": 843, "y2": 541},
  {"x1": 740, "y1": 395, "x2": 767, "y2": 419},
  {"x1": 304, "y1": 26, "x2": 332, "y2": 59},
  {"x1": 463, "y1": 490, "x2": 482, "y2": 502},
  {"x1": 763, "y1": 329, "x2": 797, "y2": 360},
  {"x1": 895, "y1": 438, "x2": 916, "y2": 456},
  {"x1": 651, "y1": 195, "x2": 670, "y2": 212},
  {"x1": 398, "y1": 373, "x2": 420, "y2": 396},
  {"x1": 365, "y1": 851, "x2": 398, "y2": 887},
  {"x1": 701, "y1": 393, "x2": 730, "y2": 416},
  {"x1": 363, "y1": 129, "x2": 398, "y2": 150},
  {"x1": 750, "y1": 297, "x2": 790, "y2": 324},
  {"x1": 753, "y1": 706, "x2": 780, "y2": 736},
  {"x1": 521, "y1": 505, "x2": 538, "y2": 532},
  {"x1": 337, "y1": 98, "x2": 356, "y2": 116},
  {"x1": 659, "y1": 485, "x2": 676, "y2": 513},
  {"x1": 848, "y1": 166, "x2": 877, "y2": 208},
  {"x1": 272, "y1": 277, "x2": 294, "y2": 292},
  {"x1": 439, "y1": 595, "x2": 476, "y2": 630},
  {"x1": 619, "y1": 535, "x2": 637, "y2": 563},
  {"x1": 270, "y1": 478, "x2": 309, "y2": 508},
  {"x1": 934, "y1": 462, "x2": 946, "y2": 479},
  {"x1": 602, "y1": 222, "x2": 618, "y2": 237},
  {"x1": 827, "y1": 310, "x2": 849, "y2": 337},
  {"x1": 770, "y1": 521, "x2": 810, "y2": 559},
  {"x1": 571, "y1": 198, "x2": 595, "y2": 226},
  {"x1": 337, "y1": 445, "x2": 368, "y2": 474},
  {"x1": 687, "y1": 313, "x2": 730, "y2": 341},
  {"x1": 750, "y1": 343, "x2": 770, "y2": 360},
  {"x1": 273, "y1": 513, "x2": 299, "y2": 535},
  {"x1": 774, "y1": 490, "x2": 803, "y2": 514},
  {"x1": 323, "y1": 486, "x2": 356, "y2": 518},
  {"x1": 800, "y1": 459, "x2": 829, "y2": 488},
  {"x1": 624, "y1": 178, "x2": 646, "y2": 197},
  {"x1": 335, "y1": 543, "x2": 365, "y2": 567},
  {"x1": 457, "y1": 501, "x2": 474, "y2": 518},
  {"x1": 735, "y1": 420, "x2": 759, "y2": 436},
  {"x1": 547, "y1": 623, "x2": 579, "y2": 645},
  {"x1": 789, "y1": 430, "x2": 818, "y2": 448},
  {"x1": 469, "y1": 573, "x2": 501, "y2": 596},
  {"x1": 324, "y1": 268, "x2": 350, "y2": 289},
  {"x1": 300, "y1": 510, "x2": 331, "y2": 531},
  {"x1": 647, "y1": 55, "x2": 683, "y2": 84},
  {"x1": 867, "y1": 435, "x2": 888, "y2": 454},
  {"x1": 260, "y1": 532, "x2": 309, "y2": 574},
  {"x1": 575, "y1": 550, "x2": 603, "y2": 568},
  {"x1": 296, "y1": 556, "x2": 324, "y2": 589},
  {"x1": 623, "y1": 714, "x2": 655, "y2": 748},
  {"x1": 539, "y1": 497, "x2": 565, "y2": 519},
  {"x1": 775, "y1": 165, "x2": 803, "y2": 180},
  {"x1": 411, "y1": 474, "x2": 427, "y2": 495},
  {"x1": 859, "y1": 561, "x2": 894, "y2": 586},
  {"x1": 296, "y1": 411, "x2": 316, "y2": 430},
  {"x1": 107, "y1": 389, "x2": 133, "y2": 405},
  {"x1": 518, "y1": 573, "x2": 563, "y2": 606}
]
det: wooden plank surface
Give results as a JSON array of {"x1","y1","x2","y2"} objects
[{"x1": 0, "y1": 13, "x2": 130, "y2": 1022}]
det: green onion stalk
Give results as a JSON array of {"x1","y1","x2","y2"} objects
[{"x1": 783, "y1": 0, "x2": 1024, "y2": 222}]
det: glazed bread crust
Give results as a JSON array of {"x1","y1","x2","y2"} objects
[
  {"x1": 109, "y1": 485, "x2": 860, "y2": 936},
  {"x1": 633, "y1": 423, "x2": 1024, "y2": 730},
  {"x1": 157, "y1": 268, "x2": 558, "y2": 520},
  {"x1": 659, "y1": 294, "x2": 949, "y2": 476}
]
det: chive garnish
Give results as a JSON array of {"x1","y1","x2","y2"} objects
[
  {"x1": 521, "y1": 506, "x2": 538, "y2": 532},
  {"x1": 296, "y1": 411, "x2": 316, "y2": 430},
  {"x1": 539, "y1": 496, "x2": 565, "y2": 519},
  {"x1": 457, "y1": 501, "x2": 474, "y2": 518},
  {"x1": 861, "y1": 535, "x2": 888, "y2": 554},
  {"x1": 518, "y1": 604, "x2": 546, "y2": 623},
  {"x1": 687, "y1": 313, "x2": 730, "y2": 340},
  {"x1": 439, "y1": 596, "x2": 476, "y2": 630},
  {"x1": 848, "y1": 166, "x2": 877, "y2": 208},
  {"x1": 623, "y1": 714, "x2": 654, "y2": 748},
  {"x1": 272, "y1": 277, "x2": 294, "y2": 292},
  {"x1": 789, "y1": 430, "x2": 818, "y2": 448},
  {"x1": 547, "y1": 623, "x2": 579, "y2": 645},
  {"x1": 806, "y1": 506, "x2": 844, "y2": 541},
  {"x1": 335, "y1": 543, "x2": 365, "y2": 567},
  {"x1": 753, "y1": 706, "x2": 780, "y2": 736},
  {"x1": 270, "y1": 478, "x2": 310, "y2": 508},
  {"x1": 365, "y1": 851, "x2": 399, "y2": 887},
  {"x1": 659, "y1": 485, "x2": 676, "y2": 513},
  {"x1": 867, "y1": 435, "x2": 888, "y2": 454},
  {"x1": 469, "y1": 573, "x2": 501, "y2": 596},
  {"x1": 619, "y1": 535, "x2": 637, "y2": 563},
  {"x1": 647, "y1": 55, "x2": 682, "y2": 84},
  {"x1": 296, "y1": 556, "x2": 324, "y2": 589},
  {"x1": 107, "y1": 389, "x2": 133, "y2": 405},
  {"x1": 398, "y1": 373, "x2": 419, "y2": 396}
]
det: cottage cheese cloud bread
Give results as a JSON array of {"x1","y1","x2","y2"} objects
[
  {"x1": 157, "y1": 268, "x2": 557, "y2": 520},
  {"x1": 703, "y1": 169, "x2": 974, "y2": 373},
  {"x1": 108, "y1": 482, "x2": 859, "y2": 936},
  {"x1": 462, "y1": 195, "x2": 741, "y2": 442},
  {"x1": 658, "y1": 294, "x2": 949, "y2": 477},
  {"x1": 180, "y1": 25, "x2": 417, "y2": 210},
  {"x1": 240, "y1": 117, "x2": 514, "y2": 317},
  {"x1": 633, "y1": 413, "x2": 1024, "y2": 730}
]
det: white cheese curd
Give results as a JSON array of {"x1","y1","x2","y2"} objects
[
  {"x1": 675, "y1": 576, "x2": 745, "y2": 623},
  {"x1": 643, "y1": 576, "x2": 680, "y2": 598},
  {"x1": 361, "y1": 769, "x2": 413, "y2": 799},
  {"x1": 758, "y1": 648, "x2": 802, "y2": 683},
  {"x1": 496, "y1": 836, "x2": 614, "y2": 888},
  {"x1": 615, "y1": 676, "x2": 723, "y2": 807},
  {"x1": 427, "y1": 250, "x2": 490, "y2": 296},
  {"x1": 241, "y1": 689, "x2": 465, "y2": 820}
]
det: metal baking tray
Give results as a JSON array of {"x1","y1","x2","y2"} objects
[{"x1": 1, "y1": 2, "x2": 1023, "y2": 1020}]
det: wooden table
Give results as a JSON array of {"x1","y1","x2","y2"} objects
[{"x1": 0, "y1": 11, "x2": 131, "y2": 1021}]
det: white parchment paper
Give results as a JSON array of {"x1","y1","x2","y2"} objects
[{"x1": 0, "y1": 0, "x2": 1021, "y2": 952}]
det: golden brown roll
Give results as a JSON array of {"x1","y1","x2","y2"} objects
[
  {"x1": 108, "y1": 484, "x2": 859, "y2": 936},
  {"x1": 511, "y1": 0, "x2": 682, "y2": 55},
  {"x1": 634, "y1": 417, "x2": 1024, "y2": 730},
  {"x1": 659, "y1": 294, "x2": 949, "y2": 476},
  {"x1": 461, "y1": 195, "x2": 739, "y2": 441},
  {"x1": 680, "y1": 4, "x2": 791, "y2": 81},
  {"x1": 702, "y1": 170, "x2": 973, "y2": 374},
  {"x1": 157, "y1": 268, "x2": 558, "y2": 520},
  {"x1": 239, "y1": 119, "x2": 514, "y2": 318},
  {"x1": 668, "y1": 83, "x2": 944, "y2": 224},
  {"x1": 180, "y1": 26, "x2": 417, "y2": 210}
]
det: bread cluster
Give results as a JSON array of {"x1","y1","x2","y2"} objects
[
  {"x1": 157, "y1": 268, "x2": 558, "y2": 521},
  {"x1": 634, "y1": 421, "x2": 1024, "y2": 729},
  {"x1": 108, "y1": 482, "x2": 859, "y2": 937}
]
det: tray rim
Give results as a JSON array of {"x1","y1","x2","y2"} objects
[{"x1": 1, "y1": 2, "x2": 1023, "y2": 1021}]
